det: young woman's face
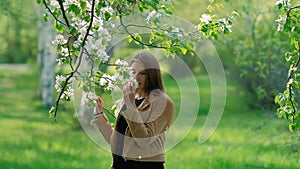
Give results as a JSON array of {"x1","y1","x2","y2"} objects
[{"x1": 131, "y1": 61, "x2": 146, "y2": 92}]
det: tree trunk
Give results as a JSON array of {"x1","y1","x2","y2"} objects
[{"x1": 36, "y1": 4, "x2": 56, "y2": 108}]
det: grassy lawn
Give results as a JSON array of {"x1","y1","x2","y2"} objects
[{"x1": 0, "y1": 65, "x2": 299, "y2": 169}]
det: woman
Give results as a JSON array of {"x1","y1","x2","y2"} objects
[{"x1": 92, "y1": 52, "x2": 175, "y2": 169}]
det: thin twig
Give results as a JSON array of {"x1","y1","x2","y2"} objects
[
  {"x1": 43, "y1": 0, "x2": 67, "y2": 26},
  {"x1": 57, "y1": 0, "x2": 70, "y2": 28}
]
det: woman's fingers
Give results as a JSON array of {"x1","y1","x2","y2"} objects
[
  {"x1": 95, "y1": 96, "x2": 103, "y2": 112},
  {"x1": 123, "y1": 83, "x2": 135, "y2": 96}
]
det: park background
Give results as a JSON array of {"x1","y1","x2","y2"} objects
[{"x1": 0, "y1": 0, "x2": 299, "y2": 169}]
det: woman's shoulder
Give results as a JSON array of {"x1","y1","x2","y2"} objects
[{"x1": 149, "y1": 89, "x2": 174, "y2": 106}]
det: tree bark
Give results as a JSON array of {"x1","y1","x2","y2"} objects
[{"x1": 36, "y1": 4, "x2": 56, "y2": 108}]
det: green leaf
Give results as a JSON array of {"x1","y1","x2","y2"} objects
[
  {"x1": 70, "y1": 26, "x2": 77, "y2": 35},
  {"x1": 81, "y1": 1, "x2": 87, "y2": 14},
  {"x1": 54, "y1": 23, "x2": 64, "y2": 33},
  {"x1": 179, "y1": 47, "x2": 188, "y2": 55},
  {"x1": 231, "y1": 11, "x2": 240, "y2": 17},
  {"x1": 128, "y1": 36, "x2": 133, "y2": 43},
  {"x1": 149, "y1": 36, "x2": 155, "y2": 44},
  {"x1": 49, "y1": 106, "x2": 56, "y2": 119},
  {"x1": 162, "y1": 40, "x2": 171, "y2": 48},
  {"x1": 83, "y1": 85, "x2": 89, "y2": 93},
  {"x1": 274, "y1": 95, "x2": 280, "y2": 104},
  {"x1": 207, "y1": 5, "x2": 214, "y2": 12},
  {"x1": 69, "y1": 4, "x2": 81, "y2": 16},
  {"x1": 43, "y1": 15, "x2": 48, "y2": 22},
  {"x1": 285, "y1": 52, "x2": 292, "y2": 62},
  {"x1": 289, "y1": 123, "x2": 296, "y2": 132},
  {"x1": 200, "y1": 25, "x2": 208, "y2": 33},
  {"x1": 104, "y1": 12, "x2": 111, "y2": 21},
  {"x1": 210, "y1": 31, "x2": 218, "y2": 40},
  {"x1": 134, "y1": 34, "x2": 142, "y2": 44},
  {"x1": 215, "y1": 3, "x2": 224, "y2": 9}
]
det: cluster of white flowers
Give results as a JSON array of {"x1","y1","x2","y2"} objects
[
  {"x1": 99, "y1": 74, "x2": 115, "y2": 89},
  {"x1": 114, "y1": 59, "x2": 129, "y2": 71},
  {"x1": 275, "y1": 15, "x2": 287, "y2": 32},
  {"x1": 87, "y1": 27, "x2": 111, "y2": 62},
  {"x1": 61, "y1": 86, "x2": 74, "y2": 100},
  {"x1": 115, "y1": 59, "x2": 129, "y2": 67},
  {"x1": 113, "y1": 71, "x2": 138, "y2": 89},
  {"x1": 275, "y1": 0, "x2": 291, "y2": 7},
  {"x1": 56, "y1": 58, "x2": 64, "y2": 66},
  {"x1": 113, "y1": 72, "x2": 126, "y2": 86},
  {"x1": 199, "y1": 14, "x2": 212, "y2": 24},
  {"x1": 101, "y1": 6, "x2": 114, "y2": 18},
  {"x1": 60, "y1": 47, "x2": 69, "y2": 57},
  {"x1": 64, "y1": 0, "x2": 80, "y2": 8},
  {"x1": 49, "y1": 0, "x2": 60, "y2": 8},
  {"x1": 55, "y1": 75, "x2": 66, "y2": 92},
  {"x1": 52, "y1": 34, "x2": 67, "y2": 46},
  {"x1": 81, "y1": 91, "x2": 98, "y2": 106},
  {"x1": 219, "y1": 18, "x2": 232, "y2": 32},
  {"x1": 145, "y1": 10, "x2": 162, "y2": 23}
]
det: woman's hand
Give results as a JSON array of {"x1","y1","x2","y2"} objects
[
  {"x1": 92, "y1": 96, "x2": 109, "y2": 125},
  {"x1": 95, "y1": 97, "x2": 103, "y2": 113},
  {"x1": 123, "y1": 83, "x2": 136, "y2": 109}
]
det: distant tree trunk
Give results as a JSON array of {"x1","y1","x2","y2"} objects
[{"x1": 36, "y1": 4, "x2": 56, "y2": 108}]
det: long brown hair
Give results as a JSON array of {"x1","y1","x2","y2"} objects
[{"x1": 131, "y1": 52, "x2": 164, "y2": 95}]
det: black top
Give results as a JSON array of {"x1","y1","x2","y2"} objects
[{"x1": 112, "y1": 98, "x2": 145, "y2": 168}]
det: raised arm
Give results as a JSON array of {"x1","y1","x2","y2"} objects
[{"x1": 92, "y1": 97, "x2": 113, "y2": 144}]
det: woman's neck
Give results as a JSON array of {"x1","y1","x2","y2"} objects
[{"x1": 136, "y1": 91, "x2": 147, "y2": 99}]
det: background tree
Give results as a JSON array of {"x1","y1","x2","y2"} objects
[
  {"x1": 0, "y1": 0, "x2": 38, "y2": 63},
  {"x1": 36, "y1": 4, "x2": 57, "y2": 108},
  {"x1": 228, "y1": 1, "x2": 290, "y2": 110},
  {"x1": 274, "y1": 0, "x2": 300, "y2": 131}
]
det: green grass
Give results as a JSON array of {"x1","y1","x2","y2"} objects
[{"x1": 0, "y1": 65, "x2": 299, "y2": 169}]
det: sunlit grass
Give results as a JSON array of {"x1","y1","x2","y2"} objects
[{"x1": 0, "y1": 65, "x2": 299, "y2": 169}]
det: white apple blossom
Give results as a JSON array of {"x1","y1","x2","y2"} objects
[
  {"x1": 101, "y1": 6, "x2": 114, "y2": 19},
  {"x1": 97, "y1": 49, "x2": 110, "y2": 62},
  {"x1": 115, "y1": 59, "x2": 129, "y2": 67},
  {"x1": 52, "y1": 34, "x2": 67, "y2": 46},
  {"x1": 50, "y1": 0, "x2": 60, "y2": 8},
  {"x1": 99, "y1": 28, "x2": 111, "y2": 42},
  {"x1": 146, "y1": 10, "x2": 162, "y2": 23},
  {"x1": 93, "y1": 18, "x2": 104, "y2": 28},
  {"x1": 99, "y1": 74, "x2": 115, "y2": 89},
  {"x1": 63, "y1": 0, "x2": 80, "y2": 8},
  {"x1": 275, "y1": 15, "x2": 287, "y2": 32},
  {"x1": 199, "y1": 14, "x2": 211, "y2": 24},
  {"x1": 81, "y1": 91, "x2": 98, "y2": 106},
  {"x1": 275, "y1": 0, "x2": 291, "y2": 7},
  {"x1": 60, "y1": 47, "x2": 69, "y2": 57},
  {"x1": 61, "y1": 86, "x2": 74, "y2": 100},
  {"x1": 56, "y1": 58, "x2": 63, "y2": 66},
  {"x1": 219, "y1": 18, "x2": 232, "y2": 32},
  {"x1": 112, "y1": 72, "x2": 125, "y2": 86},
  {"x1": 55, "y1": 75, "x2": 66, "y2": 92}
]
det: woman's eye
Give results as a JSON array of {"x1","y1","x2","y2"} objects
[{"x1": 140, "y1": 72, "x2": 146, "y2": 75}]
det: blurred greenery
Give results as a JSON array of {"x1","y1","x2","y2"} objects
[
  {"x1": 0, "y1": 0, "x2": 38, "y2": 63},
  {"x1": 1, "y1": 65, "x2": 300, "y2": 169}
]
